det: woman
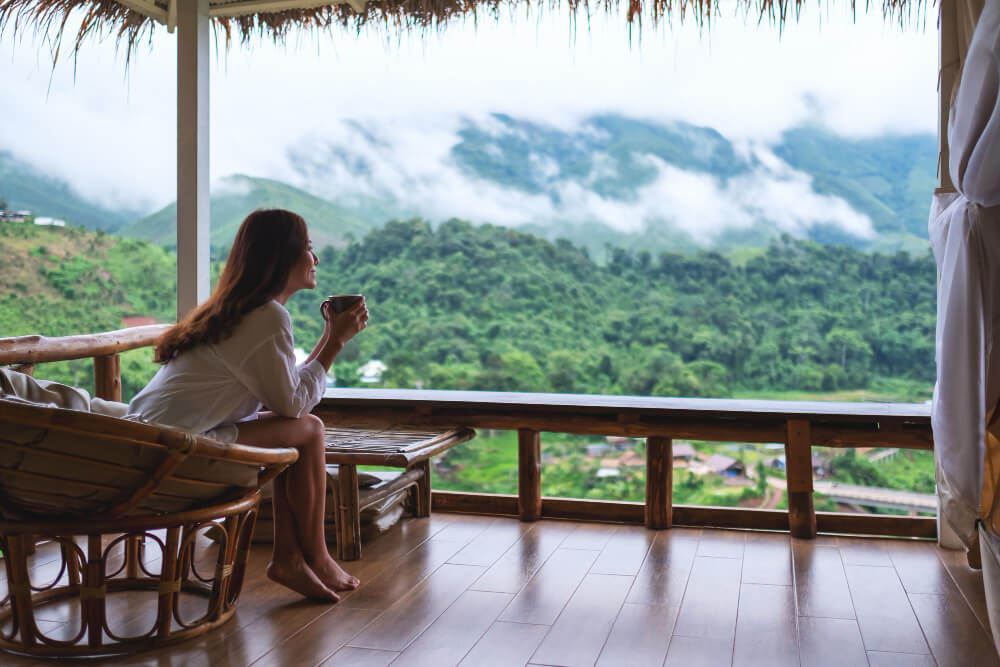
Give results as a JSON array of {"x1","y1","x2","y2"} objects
[{"x1": 127, "y1": 208, "x2": 367, "y2": 602}]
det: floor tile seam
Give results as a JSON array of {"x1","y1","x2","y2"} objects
[
  {"x1": 739, "y1": 581, "x2": 793, "y2": 589},
  {"x1": 525, "y1": 557, "x2": 611, "y2": 663},
  {"x1": 844, "y1": 563, "x2": 932, "y2": 658},
  {"x1": 340, "y1": 539, "x2": 467, "y2": 608},
  {"x1": 589, "y1": 532, "x2": 657, "y2": 580},
  {"x1": 892, "y1": 563, "x2": 941, "y2": 661},
  {"x1": 832, "y1": 544, "x2": 862, "y2": 631},
  {"x1": 662, "y1": 534, "x2": 700, "y2": 639},
  {"x1": 933, "y1": 545, "x2": 994, "y2": 637},
  {"x1": 473, "y1": 535, "x2": 581, "y2": 601},
  {"x1": 592, "y1": 595, "x2": 630, "y2": 666},
  {"x1": 449, "y1": 596, "x2": 520, "y2": 667},
  {"x1": 906, "y1": 589, "x2": 1000, "y2": 656},
  {"x1": 729, "y1": 550, "x2": 745, "y2": 667},
  {"x1": 342, "y1": 564, "x2": 488, "y2": 653},
  {"x1": 795, "y1": 613, "x2": 860, "y2": 621},
  {"x1": 789, "y1": 534, "x2": 804, "y2": 667},
  {"x1": 670, "y1": 630, "x2": 736, "y2": 641},
  {"x1": 246, "y1": 607, "x2": 382, "y2": 667}
]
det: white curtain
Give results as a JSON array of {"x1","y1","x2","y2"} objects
[{"x1": 930, "y1": 0, "x2": 1000, "y2": 549}]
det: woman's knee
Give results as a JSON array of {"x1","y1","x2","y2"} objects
[{"x1": 292, "y1": 414, "x2": 325, "y2": 451}]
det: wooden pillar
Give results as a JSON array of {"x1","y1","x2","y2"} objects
[
  {"x1": 93, "y1": 354, "x2": 122, "y2": 401},
  {"x1": 413, "y1": 459, "x2": 432, "y2": 517},
  {"x1": 177, "y1": 0, "x2": 211, "y2": 318},
  {"x1": 518, "y1": 429, "x2": 541, "y2": 522},
  {"x1": 939, "y1": 0, "x2": 959, "y2": 192},
  {"x1": 335, "y1": 463, "x2": 362, "y2": 560},
  {"x1": 645, "y1": 436, "x2": 673, "y2": 529},
  {"x1": 785, "y1": 419, "x2": 817, "y2": 539}
]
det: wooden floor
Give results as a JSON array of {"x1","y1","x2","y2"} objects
[{"x1": 3, "y1": 513, "x2": 999, "y2": 666}]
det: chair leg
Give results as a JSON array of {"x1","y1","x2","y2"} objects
[
  {"x1": 335, "y1": 464, "x2": 362, "y2": 561},
  {"x1": 413, "y1": 460, "x2": 432, "y2": 518}
]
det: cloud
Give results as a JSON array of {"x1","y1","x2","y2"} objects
[
  {"x1": 0, "y1": 2, "x2": 936, "y2": 226},
  {"x1": 279, "y1": 115, "x2": 874, "y2": 242}
]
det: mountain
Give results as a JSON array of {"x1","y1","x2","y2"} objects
[
  {"x1": 119, "y1": 174, "x2": 373, "y2": 249},
  {"x1": 285, "y1": 113, "x2": 937, "y2": 256},
  {"x1": 0, "y1": 151, "x2": 139, "y2": 230},
  {"x1": 5, "y1": 113, "x2": 939, "y2": 256}
]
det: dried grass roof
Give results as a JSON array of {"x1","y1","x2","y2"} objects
[{"x1": 0, "y1": 0, "x2": 928, "y2": 59}]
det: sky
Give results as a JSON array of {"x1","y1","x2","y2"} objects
[{"x1": 0, "y1": 2, "x2": 939, "y2": 237}]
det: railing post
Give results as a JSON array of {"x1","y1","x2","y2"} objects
[
  {"x1": 518, "y1": 429, "x2": 541, "y2": 521},
  {"x1": 786, "y1": 418, "x2": 817, "y2": 538},
  {"x1": 94, "y1": 354, "x2": 122, "y2": 402},
  {"x1": 645, "y1": 436, "x2": 673, "y2": 529}
]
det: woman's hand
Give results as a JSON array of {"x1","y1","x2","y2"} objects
[{"x1": 327, "y1": 299, "x2": 369, "y2": 347}]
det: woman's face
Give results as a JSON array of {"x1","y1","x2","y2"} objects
[{"x1": 286, "y1": 237, "x2": 319, "y2": 294}]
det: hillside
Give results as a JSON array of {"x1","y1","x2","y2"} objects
[
  {"x1": 0, "y1": 222, "x2": 175, "y2": 396},
  {"x1": 288, "y1": 218, "x2": 936, "y2": 402},
  {"x1": 119, "y1": 174, "x2": 373, "y2": 249},
  {"x1": 0, "y1": 151, "x2": 139, "y2": 230},
  {"x1": 1, "y1": 220, "x2": 936, "y2": 405}
]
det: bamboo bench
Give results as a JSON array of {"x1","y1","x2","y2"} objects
[{"x1": 320, "y1": 425, "x2": 476, "y2": 560}]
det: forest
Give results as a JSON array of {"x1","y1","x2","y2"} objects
[{"x1": 0, "y1": 217, "x2": 936, "y2": 404}]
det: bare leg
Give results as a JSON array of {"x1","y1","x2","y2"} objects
[
  {"x1": 282, "y1": 416, "x2": 360, "y2": 591},
  {"x1": 237, "y1": 416, "x2": 341, "y2": 601}
]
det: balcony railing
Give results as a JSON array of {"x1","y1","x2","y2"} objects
[
  {"x1": 0, "y1": 327, "x2": 935, "y2": 540},
  {"x1": 316, "y1": 389, "x2": 934, "y2": 539}
]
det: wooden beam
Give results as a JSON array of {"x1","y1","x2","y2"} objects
[
  {"x1": 939, "y1": 0, "x2": 959, "y2": 191},
  {"x1": 431, "y1": 491, "x2": 936, "y2": 539},
  {"x1": 177, "y1": 0, "x2": 211, "y2": 318},
  {"x1": 93, "y1": 354, "x2": 122, "y2": 402},
  {"x1": 645, "y1": 436, "x2": 672, "y2": 529},
  {"x1": 518, "y1": 429, "x2": 541, "y2": 521},
  {"x1": 785, "y1": 419, "x2": 817, "y2": 539}
]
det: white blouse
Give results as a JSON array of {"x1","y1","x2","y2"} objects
[{"x1": 127, "y1": 300, "x2": 327, "y2": 443}]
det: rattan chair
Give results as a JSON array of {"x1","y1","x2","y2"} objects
[{"x1": 0, "y1": 327, "x2": 298, "y2": 658}]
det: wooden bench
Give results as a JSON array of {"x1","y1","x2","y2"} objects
[{"x1": 320, "y1": 425, "x2": 475, "y2": 560}]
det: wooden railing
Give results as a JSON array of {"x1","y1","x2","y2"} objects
[
  {"x1": 0, "y1": 325, "x2": 171, "y2": 402},
  {"x1": 0, "y1": 328, "x2": 936, "y2": 540},
  {"x1": 316, "y1": 389, "x2": 935, "y2": 539}
]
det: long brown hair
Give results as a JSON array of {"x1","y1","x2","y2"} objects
[{"x1": 155, "y1": 209, "x2": 309, "y2": 363}]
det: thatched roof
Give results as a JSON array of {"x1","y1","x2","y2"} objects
[{"x1": 0, "y1": 0, "x2": 927, "y2": 57}]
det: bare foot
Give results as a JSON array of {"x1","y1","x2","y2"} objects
[
  {"x1": 310, "y1": 554, "x2": 360, "y2": 592},
  {"x1": 266, "y1": 557, "x2": 340, "y2": 602}
]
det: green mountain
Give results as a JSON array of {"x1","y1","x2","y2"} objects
[
  {"x1": 119, "y1": 174, "x2": 373, "y2": 249},
  {"x1": 0, "y1": 151, "x2": 139, "y2": 230},
  {"x1": 774, "y1": 127, "x2": 937, "y2": 237}
]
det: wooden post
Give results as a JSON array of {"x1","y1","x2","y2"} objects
[
  {"x1": 645, "y1": 436, "x2": 673, "y2": 529},
  {"x1": 93, "y1": 354, "x2": 122, "y2": 402},
  {"x1": 785, "y1": 419, "x2": 817, "y2": 539},
  {"x1": 939, "y1": 0, "x2": 959, "y2": 192},
  {"x1": 413, "y1": 459, "x2": 432, "y2": 517},
  {"x1": 336, "y1": 463, "x2": 362, "y2": 560},
  {"x1": 177, "y1": 0, "x2": 211, "y2": 318},
  {"x1": 518, "y1": 429, "x2": 541, "y2": 522}
]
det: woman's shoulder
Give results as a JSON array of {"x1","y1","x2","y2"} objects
[
  {"x1": 227, "y1": 301, "x2": 291, "y2": 344},
  {"x1": 242, "y1": 300, "x2": 291, "y2": 330}
]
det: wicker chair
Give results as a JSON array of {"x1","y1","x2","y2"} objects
[{"x1": 0, "y1": 327, "x2": 298, "y2": 658}]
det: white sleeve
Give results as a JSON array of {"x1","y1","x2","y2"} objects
[{"x1": 234, "y1": 324, "x2": 327, "y2": 419}]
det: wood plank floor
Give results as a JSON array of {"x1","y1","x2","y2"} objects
[{"x1": 3, "y1": 514, "x2": 999, "y2": 666}]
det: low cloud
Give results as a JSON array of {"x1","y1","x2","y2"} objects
[
  {"x1": 0, "y1": 3, "x2": 933, "y2": 235},
  {"x1": 283, "y1": 116, "x2": 874, "y2": 243}
]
